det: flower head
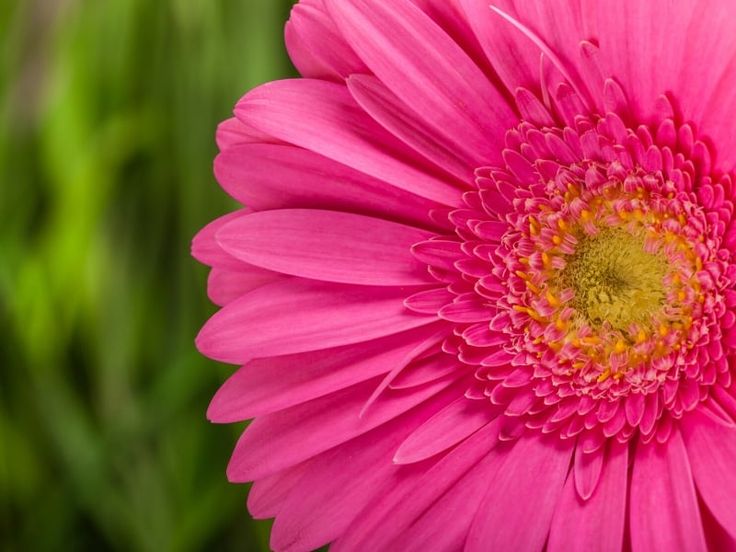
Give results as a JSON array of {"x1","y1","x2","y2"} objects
[{"x1": 195, "y1": 1, "x2": 736, "y2": 550}]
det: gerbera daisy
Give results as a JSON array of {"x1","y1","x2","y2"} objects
[{"x1": 194, "y1": 1, "x2": 736, "y2": 550}]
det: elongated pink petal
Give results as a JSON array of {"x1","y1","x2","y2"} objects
[
  {"x1": 196, "y1": 279, "x2": 437, "y2": 364},
  {"x1": 630, "y1": 429, "x2": 707, "y2": 552},
  {"x1": 458, "y1": 0, "x2": 542, "y2": 96},
  {"x1": 191, "y1": 209, "x2": 250, "y2": 271},
  {"x1": 207, "y1": 266, "x2": 286, "y2": 307},
  {"x1": 394, "y1": 398, "x2": 499, "y2": 464},
  {"x1": 270, "y1": 399, "x2": 441, "y2": 552},
  {"x1": 679, "y1": 3, "x2": 736, "y2": 172},
  {"x1": 216, "y1": 117, "x2": 279, "y2": 151},
  {"x1": 465, "y1": 434, "x2": 574, "y2": 552},
  {"x1": 217, "y1": 209, "x2": 433, "y2": 286},
  {"x1": 332, "y1": 419, "x2": 502, "y2": 552},
  {"x1": 236, "y1": 79, "x2": 464, "y2": 205},
  {"x1": 410, "y1": 0, "x2": 501, "y2": 81},
  {"x1": 548, "y1": 440, "x2": 628, "y2": 552},
  {"x1": 348, "y1": 75, "x2": 475, "y2": 182},
  {"x1": 227, "y1": 376, "x2": 461, "y2": 481},
  {"x1": 404, "y1": 288, "x2": 456, "y2": 315},
  {"x1": 389, "y1": 352, "x2": 462, "y2": 389},
  {"x1": 325, "y1": 0, "x2": 516, "y2": 167},
  {"x1": 215, "y1": 143, "x2": 437, "y2": 229},
  {"x1": 391, "y1": 441, "x2": 511, "y2": 552},
  {"x1": 285, "y1": 0, "x2": 368, "y2": 81},
  {"x1": 574, "y1": 443, "x2": 605, "y2": 500},
  {"x1": 682, "y1": 408, "x2": 736, "y2": 539},
  {"x1": 702, "y1": 499, "x2": 736, "y2": 551},
  {"x1": 208, "y1": 324, "x2": 447, "y2": 421},
  {"x1": 247, "y1": 461, "x2": 311, "y2": 520}
]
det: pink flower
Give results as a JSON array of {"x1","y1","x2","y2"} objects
[{"x1": 194, "y1": 1, "x2": 736, "y2": 550}]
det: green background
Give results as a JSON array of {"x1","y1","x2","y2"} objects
[{"x1": 1, "y1": 0, "x2": 296, "y2": 549}]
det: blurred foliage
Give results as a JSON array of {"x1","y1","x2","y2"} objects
[{"x1": 0, "y1": 0, "x2": 296, "y2": 549}]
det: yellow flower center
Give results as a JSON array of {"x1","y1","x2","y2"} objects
[{"x1": 558, "y1": 228, "x2": 668, "y2": 332}]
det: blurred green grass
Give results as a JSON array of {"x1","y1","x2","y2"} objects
[{"x1": 0, "y1": 0, "x2": 296, "y2": 549}]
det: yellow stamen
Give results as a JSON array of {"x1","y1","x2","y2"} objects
[
  {"x1": 529, "y1": 217, "x2": 540, "y2": 236},
  {"x1": 526, "y1": 281, "x2": 541, "y2": 294}
]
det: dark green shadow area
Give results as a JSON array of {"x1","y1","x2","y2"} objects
[{"x1": 1, "y1": 1, "x2": 297, "y2": 549}]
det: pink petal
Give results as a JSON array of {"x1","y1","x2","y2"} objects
[
  {"x1": 394, "y1": 398, "x2": 499, "y2": 464},
  {"x1": 630, "y1": 429, "x2": 707, "y2": 551},
  {"x1": 391, "y1": 441, "x2": 511, "y2": 552},
  {"x1": 216, "y1": 209, "x2": 433, "y2": 286},
  {"x1": 216, "y1": 117, "x2": 279, "y2": 151},
  {"x1": 439, "y1": 300, "x2": 497, "y2": 323},
  {"x1": 411, "y1": 239, "x2": 464, "y2": 271},
  {"x1": 625, "y1": 392, "x2": 646, "y2": 427},
  {"x1": 465, "y1": 434, "x2": 574, "y2": 551},
  {"x1": 208, "y1": 324, "x2": 447, "y2": 421},
  {"x1": 206, "y1": 266, "x2": 286, "y2": 307},
  {"x1": 548, "y1": 440, "x2": 628, "y2": 552},
  {"x1": 332, "y1": 419, "x2": 502, "y2": 551},
  {"x1": 469, "y1": 1, "x2": 593, "y2": 105},
  {"x1": 389, "y1": 351, "x2": 462, "y2": 389},
  {"x1": 348, "y1": 75, "x2": 475, "y2": 182},
  {"x1": 594, "y1": 2, "x2": 667, "y2": 115},
  {"x1": 214, "y1": 143, "x2": 437, "y2": 229},
  {"x1": 356, "y1": 326, "x2": 452, "y2": 418},
  {"x1": 325, "y1": 0, "x2": 516, "y2": 168},
  {"x1": 235, "y1": 79, "x2": 463, "y2": 205},
  {"x1": 247, "y1": 461, "x2": 311, "y2": 520},
  {"x1": 191, "y1": 209, "x2": 251, "y2": 271},
  {"x1": 681, "y1": 4, "x2": 736, "y2": 172},
  {"x1": 702, "y1": 499, "x2": 736, "y2": 551},
  {"x1": 682, "y1": 408, "x2": 736, "y2": 539},
  {"x1": 574, "y1": 443, "x2": 605, "y2": 500},
  {"x1": 409, "y1": 0, "x2": 501, "y2": 83},
  {"x1": 226, "y1": 376, "x2": 460, "y2": 481},
  {"x1": 196, "y1": 279, "x2": 437, "y2": 364},
  {"x1": 404, "y1": 287, "x2": 455, "y2": 315},
  {"x1": 458, "y1": 0, "x2": 542, "y2": 98},
  {"x1": 270, "y1": 400, "x2": 439, "y2": 552},
  {"x1": 285, "y1": 0, "x2": 368, "y2": 81}
]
